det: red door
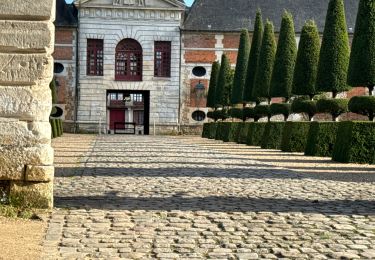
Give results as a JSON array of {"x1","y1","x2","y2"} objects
[{"x1": 109, "y1": 109, "x2": 125, "y2": 130}]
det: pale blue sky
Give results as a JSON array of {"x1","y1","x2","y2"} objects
[{"x1": 65, "y1": 0, "x2": 194, "y2": 6}]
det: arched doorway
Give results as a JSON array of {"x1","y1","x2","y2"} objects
[{"x1": 115, "y1": 38, "x2": 142, "y2": 81}]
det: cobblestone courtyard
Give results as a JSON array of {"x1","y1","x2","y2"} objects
[{"x1": 43, "y1": 134, "x2": 375, "y2": 259}]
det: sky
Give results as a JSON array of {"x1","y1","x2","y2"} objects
[{"x1": 65, "y1": 0, "x2": 194, "y2": 6}]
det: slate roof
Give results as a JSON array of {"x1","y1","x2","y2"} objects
[
  {"x1": 55, "y1": 0, "x2": 78, "y2": 27},
  {"x1": 183, "y1": 0, "x2": 359, "y2": 33}
]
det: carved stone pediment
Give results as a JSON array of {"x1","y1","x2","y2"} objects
[
  {"x1": 75, "y1": 0, "x2": 184, "y2": 9},
  {"x1": 112, "y1": 0, "x2": 145, "y2": 7}
]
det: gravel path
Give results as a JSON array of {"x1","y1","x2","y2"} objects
[{"x1": 43, "y1": 134, "x2": 375, "y2": 259}]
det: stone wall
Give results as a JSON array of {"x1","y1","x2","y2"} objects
[{"x1": 0, "y1": 0, "x2": 55, "y2": 208}]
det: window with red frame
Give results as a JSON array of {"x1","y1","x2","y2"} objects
[
  {"x1": 87, "y1": 39, "x2": 103, "y2": 76},
  {"x1": 115, "y1": 39, "x2": 142, "y2": 81},
  {"x1": 154, "y1": 41, "x2": 171, "y2": 77}
]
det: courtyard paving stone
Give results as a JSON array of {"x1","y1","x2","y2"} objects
[{"x1": 42, "y1": 134, "x2": 375, "y2": 259}]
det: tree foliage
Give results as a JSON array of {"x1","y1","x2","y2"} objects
[
  {"x1": 316, "y1": 0, "x2": 351, "y2": 97},
  {"x1": 244, "y1": 10, "x2": 263, "y2": 102},
  {"x1": 347, "y1": 0, "x2": 375, "y2": 95},
  {"x1": 206, "y1": 61, "x2": 221, "y2": 108},
  {"x1": 349, "y1": 96, "x2": 375, "y2": 121},
  {"x1": 252, "y1": 20, "x2": 277, "y2": 102},
  {"x1": 270, "y1": 12, "x2": 297, "y2": 99},
  {"x1": 231, "y1": 29, "x2": 250, "y2": 105},
  {"x1": 316, "y1": 98, "x2": 349, "y2": 121},
  {"x1": 216, "y1": 54, "x2": 232, "y2": 107},
  {"x1": 292, "y1": 20, "x2": 321, "y2": 99}
]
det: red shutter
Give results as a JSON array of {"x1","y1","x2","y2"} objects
[
  {"x1": 87, "y1": 39, "x2": 103, "y2": 76},
  {"x1": 154, "y1": 41, "x2": 171, "y2": 77}
]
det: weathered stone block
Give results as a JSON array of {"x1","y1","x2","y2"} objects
[
  {"x1": 0, "y1": 144, "x2": 54, "y2": 180},
  {"x1": 0, "y1": 118, "x2": 51, "y2": 147},
  {"x1": 0, "y1": 21, "x2": 54, "y2": 52},
  {"x1": 0, "y1": 0, "x2": 55, "y2": 21},
  {"x1": 0, "y1": 54, "x2": 53, "y2": 85},
  {"x1": 25, "y1": 165, "x2": 54, "y2": 182},
  {"x1": 0, "y1": 85, "x2": 52, "y2": 121},
  {"x1": 9, "y1": 181, "x2": 53, "y2": 209}
]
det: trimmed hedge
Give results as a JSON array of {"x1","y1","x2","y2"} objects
[
  {"x1": 261, "y1": 122, "x2": 286, "y2": 149},
  {"x1": 348, "y1": 96, "x2": 375, "y2": 121},
  {"x1": 281, "y1": 122, "x2": 311, "y2": 152},
  {"x1": 270, "y1": 103, "x2": 291, "y2": 121},
  {"x1": 50, "y1": 119, "x2": 58, "y2": 138},
  {"x1": 316, "y1": 98, "x2": 348, "y2": 121},
  {"x1": 215, "y1": 122, "x2": 230, "y2": 141},
  {"x1": 58, "y1": 119, "x2": 63, "y2": 136},
  {"x1": 246, "y1": 122, "x2": 267, "y2": 146},
  {"x1": 254, "y1": 105, "x2": 270, "y2": 121},
  {"x1": 332, "y1": 121, "x2": 375, "y2": 164},
  {"x1": 291, "y1": 98, "x2": 317, "y2": 121},
  {"x1": 208, "y1": 123, "x2": 218, "y2": 139},
  {"x1": 202, "y1": 123, "x2": 211, "y2": 138},
  {"x1": 305, "y1": 122, "x2": 339, "y2": 157},
  {"x1": 237, "y1": 123, "x2": 252, "y2": 144},
  {"x1": 215, "y1": 122, "x2": 241, "y2": 142}
]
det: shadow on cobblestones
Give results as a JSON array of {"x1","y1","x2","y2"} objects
[
  {"x1": 54, "y1": 193, "x2": 375, "y2": 215},
  {"x1": 55, "y1": 166, "x2": 375, "y2": 183}
]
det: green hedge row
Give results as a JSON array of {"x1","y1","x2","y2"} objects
[
  {"x1": 333, "y1": 121, "x2": 375, "y2": 164},
  {"x1": 202, "y1": 121, "x2": 375, "y2": 164},
  {"x1": 281, "y1": 122, "x2": 311, "y2": 152},
  {"x1": 261, "y1": 122, "x2": 286, "y2": 149},
  {"x1": 305, "y1": 122, "x2": 339, "y2": 157},
  {"x1": 50, "y1": 119, "x2": 63, "y2": 139}
]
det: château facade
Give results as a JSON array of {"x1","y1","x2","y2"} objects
[{"x1": 54, "y1": 0, "x2": 360, "y2": 134}]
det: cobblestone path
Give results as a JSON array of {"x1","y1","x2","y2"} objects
[{"x1": 43, "y1": 134, "x2": 375, "y2": 259}]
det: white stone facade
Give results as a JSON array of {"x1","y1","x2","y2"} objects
[{"x1": 75, "y1": 0, "x2": 184, "y2": 133}]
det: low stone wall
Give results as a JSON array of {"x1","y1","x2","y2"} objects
[{"x1": 0, "y1": 0, "x2": 55, "y2": 208}]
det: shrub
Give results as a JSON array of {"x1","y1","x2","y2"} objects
[
  {"x1": 215, "y1": 122, "x2": 231, "y2": 141},
  {"x1": 237, "y1": 123, "x2": 252, "y2": 144},
  {"x1": 51, "y1": 119, "x2": 58, "y2": 138},
  {"x1": 229, "y1": 108, "x2": 243, "y2": 120},
  {"x1": 347, "y1": 0, "x2": 375, "y2": 95},
  {"x1": 207, "y1": 111, "x2": 215, "y2": 121},
  {"x1": 254, "y1": 105, "x2": 270, "y2": 121},
  {"x1": 231, "y1": 29, "x2": 250, "y2": 105},
  {"x1": 243, "y1": 107, "x2": 255, "y2": 120},
  {"x1": 270, "y1": 103, "x2": 291, "y2": 121},
  {"x1": 305, "y1": 122, "x2": 339, "y2": 157},
  {"x1": 281, "y1": 122, "x2": 311, "y2": 152},
  {"x1": 270, "y1": 11, "x2": 297, "y2": 100},
  {"x1": 246, "y1": 122, "x2": 267, "y2": 146},
  {"x1": 316, "y1": 0, "x2": 351, "y2": 97},
  {"x1": 252, "y1": 20, "x2": 277, "y2": 102},
  {"x1": 292, "y1": 20, "x2": 320, "y2": 99},
  {"x1": 206, "y1": 61, "x2": 221, "y2": 108},
  {"x1": 244, "y1": 10, "x2": 263, "y2": 103},
  {"x1": 316, "y1": 98, "x2": 349, "y2": 121},
  {"x1": 332, "y1": 121, "x2": 375, "y2": 164},
  {"x1": 291, "y1": 98, "x2": 317, "y2": 121},
  {"x1": 230, "y1": 122, "x2": 243, "y2": 142},
  {"x1": 57, "y1": 119, "x2": 62, "y2": 137},
  {"x1": 202, "y1": 123, "x2": 211, "y2": 138},
  {"x1": 212, "y1": 109, "x2": 229, "y2": 121},
  {"x1": 348, "y1": 96, "x2": 375, "y2": 121},
  {"x1": 208, "y1": 123, "x2": 218, "y2": 139},
  {"x1": 261, "y1": 122, "x2": 286, "y2": 149}
]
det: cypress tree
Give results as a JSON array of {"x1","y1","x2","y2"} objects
[
  {"x1": 316, "y1": 0, "x2": 351, "y2": 98},
  {"x1": 292, "y1": 20, "x2": 321, "y2": 99},
  {"x1": 347, "y1": 0, "x2": 375, "y2": 96},
  {"x1": 206, "y1": 61, "x2": 221, "y2": 108},
  {"x1": 244, "y1": 10, "x2": 263, "y2": 103},
  {"x1": 215, "y1": 54, "x2": 231, "y2": 107},
  {"x1": 223, "y1": 69, "x2": 235, "y2": 107},
  {"x1": 231, "y1": 29, "x2": 250, "y2": 105},
  {"x1": 270, "y1": 12, "x2": 297, "y2": 101},
  {"x1": 252, "y1": 20, "x2": 277, "y2": 103}
]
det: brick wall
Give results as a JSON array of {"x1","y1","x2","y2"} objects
[
  {"x1": 53, "y1": 46, "x2": 73, "y2": 60},
  {"x1": 55, "y1": 29, "x2": 74, "y2": 44},
  {"x1": 190, "y1": 79, "x2": 209, "y2": 107},
  {"x1": 223, "y1": 33, "x2": 240, "y2": 48},
  {"x1": 184, "y1": 50, "x2": 216, "y2": 63},
  {"x1": 183, "y1": 33, "x2": 216, "y2": 48}
]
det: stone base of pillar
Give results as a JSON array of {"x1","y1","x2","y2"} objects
[{"x1": 9, "y1": 181, "x2": 53, "y2": 209}]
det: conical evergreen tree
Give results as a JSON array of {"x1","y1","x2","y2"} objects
[
  {"x1": 316, "y1": 0, "x2": 351, "y2": 98},
  {"x1": 292, "y1": 20, "x2": 321, "y2": 99},
  {"x1": 231, "y1": 29, "x2": 250, "y2": 105},
  {"x1": 50, "y1": 78, "x2": 58, "y2": 104},
  {"x1": 347, "y1": 0, "x2": 375, "y2": 96},
  {"x1": 215, "y1": 54, "x2": 231, "y2": 107},
  {"x1": 244, "y1": 10, "x2": 263, "y2": 103},
  {"x1": 252, "y1": 20, "x2": 277, "y2": 103},
  {"x1": 224, "y1": 69, "x2": 235, "y2": 107},
  {"x1": 270, "y1": 12, "x2": 297, "y2": 101},
  {"x1": 206, "y1": 61, "x2": 221, "y2": 108}
]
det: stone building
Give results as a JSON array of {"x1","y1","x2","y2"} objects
[{"x1": 54, "y1": 0, "x2": 361, "y2": 134}]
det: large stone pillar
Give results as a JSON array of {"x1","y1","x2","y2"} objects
[{"x1": 0, "y1": 0, "x2": 55, "y2": 208}]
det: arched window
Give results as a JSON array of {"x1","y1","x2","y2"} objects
[{"x1": 115, "y1": 39, "x2": 142, "y2": 81}]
